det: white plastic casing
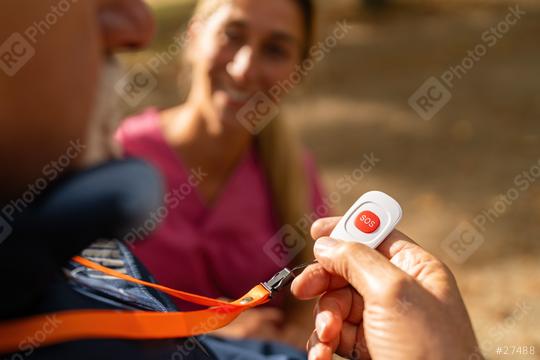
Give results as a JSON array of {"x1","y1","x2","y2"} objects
[{"x1": 330, "y1": 191, "x2": 402, "y2": 248}]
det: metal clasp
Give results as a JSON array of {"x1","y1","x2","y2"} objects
[{"x1": 261, "y1": 261, "x2": 316, "y2": 297}]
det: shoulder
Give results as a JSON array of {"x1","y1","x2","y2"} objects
[
  {"x1": 115, "y1": 108, "x2": 160, "y2": 142},
  {"x1": 115, "y1": 108, "x2": 164, "y2": 155}
]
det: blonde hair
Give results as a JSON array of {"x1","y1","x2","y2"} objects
[{"x1": 191, "y1": 0, "x2": 316, "y2": 267}]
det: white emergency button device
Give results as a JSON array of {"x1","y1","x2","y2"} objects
[{"x1": 330, "y1": 191, "x2": 402, "y2": 249}]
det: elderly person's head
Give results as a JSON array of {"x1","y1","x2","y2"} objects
[{"x1": 0, "y1": 0, "x2": 154, "y2": 198}]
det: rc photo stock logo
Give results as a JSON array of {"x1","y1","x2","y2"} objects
[
  {"x1": 441, "y1": 221, "x2": 485, "y2": 265},
  {"x1": 409, "y1": 4, "x2": 526, "y2": 121},
  {"x1": 114, "y1": 30, "x2": 194, "y2": 108},
  {"x1": 408, "y1": 76, "x2": 452, "y2": 121},
  {"x1": 441, "y1": 156, "x2": 540, "y2": 264},
  {"x1": 237, "y1": 92, "x2": 281, "y2": 135},
  {"x1": 0, "y1": 33, "x2": 36, "y2": 77},
  {"x1": 263, "y1": 225, "x2": 306, "y2": 268},
  {"x1": 115, "y1": 64, "x2": 158, "y2": 108}
]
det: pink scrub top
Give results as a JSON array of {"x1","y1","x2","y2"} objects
[{"x1": 116, "y1": 108, "x2": 326, "y2": 310}]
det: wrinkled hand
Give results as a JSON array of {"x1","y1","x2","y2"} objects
[{"x1": 291, "y1": 217, "x2": 481, "y2": 360}]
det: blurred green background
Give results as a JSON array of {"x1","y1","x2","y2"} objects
[{"x1": 119, "y1": 0, "x2": 540, "y2": 358}]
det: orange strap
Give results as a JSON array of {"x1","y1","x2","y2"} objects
[{"x1": 0, "y1": 256, "x2": 271, "y2": 354}]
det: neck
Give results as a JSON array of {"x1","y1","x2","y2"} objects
[{"x1": 162, "y1": 96, "x2": 253, "y2": 166}]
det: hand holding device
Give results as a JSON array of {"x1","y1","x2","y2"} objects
[
  {"x1": 291, "y1": 192, "x2": 481, "y2": 360},
  {"x1": 329, "y1": 190, "x2": 402, "y2": 248}
]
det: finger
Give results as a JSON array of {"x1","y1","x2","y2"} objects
[
  {"x1": 347, "y1": 290, "x2": 365, "y2": 324},
  {"x1": 335, "y1": 321, "x2": 370, "y2": 360},
  {"x1": 293, "y1": 230, "x2": 434, "y2": 299},
  {"x1": 315, "y1": 288, "x2": 352, "y2": 342},
  {"x1": 377, "y1": 230, "x2": 421, "y2": 259},
  {"x1": 313, "y1": 237, "x2": 408, "y2": 299},
  {"x1": 315, "y1": 288, "x2": 364, "y2": 342},
  {"x1": 291, "y1": 263, "x2": 349, "y2": 300},
  {"x1": 378, "y1": 230, "x2": 454, "y2": 289},
  {"x1": 311, "y1": 217, "x2": 341, "y2": 240},
  {"x1": 307, "y1": 330, "x2": 338, "y2": 360}
]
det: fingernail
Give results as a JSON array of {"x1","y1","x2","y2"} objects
[
  {"x1": 314, "y1": 237, "x2": 337, "y2": 255},
  {"x1": 316, "y1": 312, "x2": 329, "y2": 337},
  {"x1": 308, "y1": 345, "x2": 323, "y2": 360}
]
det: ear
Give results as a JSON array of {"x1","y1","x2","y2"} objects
[{"x1": 98, "y1": 0, "x2": 155, "y2": 50}]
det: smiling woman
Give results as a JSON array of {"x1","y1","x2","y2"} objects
[{"x1": 115, "y1": 0, "x2": 325, "y2": 349}]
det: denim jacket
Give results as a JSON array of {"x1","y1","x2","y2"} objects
[{"x1": 65, "y1": 239, "x2": 176, "y2": 312}]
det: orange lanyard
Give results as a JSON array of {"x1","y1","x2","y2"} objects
[{"x1": 0, "y1": 256, "x2": 287, "y2": 354}]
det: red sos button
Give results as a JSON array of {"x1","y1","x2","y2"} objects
[{"x1": 355, "y1": 211, "x2": 380, "y2": 233}]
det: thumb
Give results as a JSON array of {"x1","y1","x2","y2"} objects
[{"x1": 314, "y1": 237, "x2": 408, "y2": 299}]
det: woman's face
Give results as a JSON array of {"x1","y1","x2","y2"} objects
[{"x1": 189, "y1": 0, "x2": 305, "y2": 124}]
